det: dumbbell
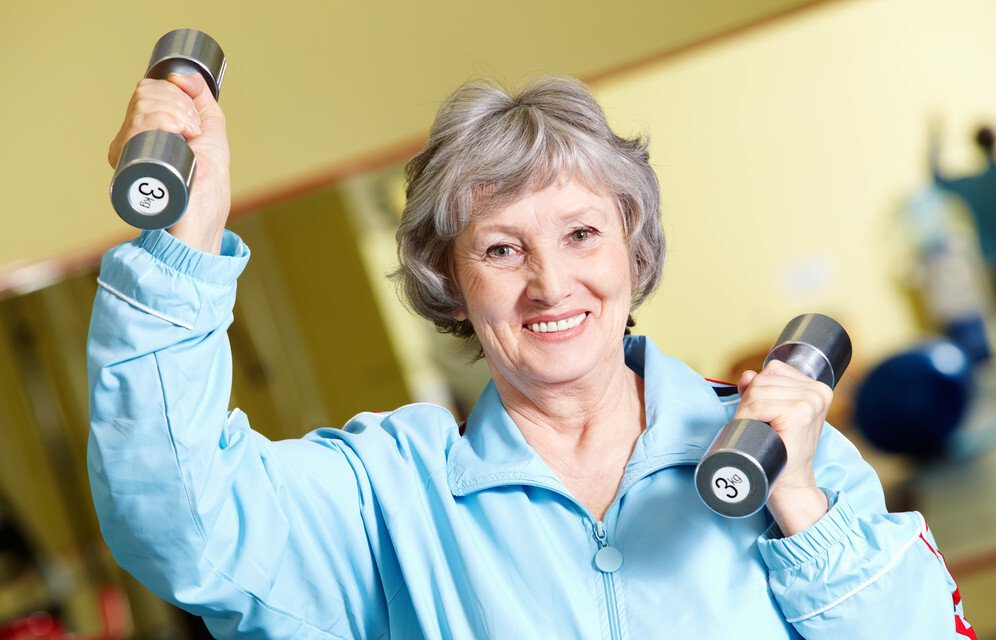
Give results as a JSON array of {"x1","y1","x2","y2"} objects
[
  {"x1": 110, "y1": 29, "x2": 226, "y2": 230},
  {"x1": 695, "y1": 313, "x2": 851, "y2": 518}
]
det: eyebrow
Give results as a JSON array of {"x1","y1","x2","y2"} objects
[{"x1": 473, "y1": 206, "x2": 609, "y2": 236}]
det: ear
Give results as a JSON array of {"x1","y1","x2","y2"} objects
[{"x1": 452, "y1": 307, "x2": 468, "y2": 321}]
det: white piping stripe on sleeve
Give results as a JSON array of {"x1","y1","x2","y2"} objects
[
  {"x1": 97, "y1": 278, "x2": 194, "y2": 330},
  {"x1": 785, "y1": 515, "x2": 926, "y2": 623}
]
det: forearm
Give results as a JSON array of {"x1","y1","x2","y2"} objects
[
  {"x1": 757, "y1": 424, "x2": 975, "y2": 639},
  {"x1": 761, "y1": 494, "x2": 973, "y2": 639},
  {"x1": 88, "y1": 228, "x2": 249, "y2": 595},
  {"x1": 86, "y1": 231, "x2": 391, "y2": 638}
]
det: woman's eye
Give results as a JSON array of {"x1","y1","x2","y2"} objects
[
  {"x1": 486, "y1": 245, "x2": 514, "y2": 258},
  {"x1": 571, "y1": 228, "x2": 594, "y2": 242}
]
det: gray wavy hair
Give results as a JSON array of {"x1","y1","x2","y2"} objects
[{"x1": 392, "y1": 75, "x2": 664, "y2": 339}]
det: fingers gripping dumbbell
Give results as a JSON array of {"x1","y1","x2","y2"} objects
[
  {"x1": 110, "y1": 29, "x2": 226, "y2": 230},
  {"x1": 694, "y1": 313, "x2": 852, "y2": 518}
]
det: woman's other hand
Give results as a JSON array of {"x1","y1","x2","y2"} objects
[
  {"x1": 734, "y1": 359, "x2": 833, "y2": 536},
  {"x1": 108, "y1": 72, "x2": 231, "y2": 254}
]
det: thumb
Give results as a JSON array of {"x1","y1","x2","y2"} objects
[
  {"x1": 737, "y1": 370, "x2": 757, "y2": 396},
  {"x1": 167, "y1": 72, "x2": 224, "y2": 125}
]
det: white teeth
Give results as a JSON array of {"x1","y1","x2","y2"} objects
[{"x1": 527, "y1": 313, "x2": 586, "y2": 333}]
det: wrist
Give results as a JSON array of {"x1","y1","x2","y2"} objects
[
  {"x1": 766, "y1": 484, "x2": 829, "y2": 537},
  {"x1": 167, "y1": 191, "x2": 230, "y2": 255},
  {"x1": 166, "y1": 223, "x2": 225, "y2": 255},
  {"x1": 166, "y1": 165, "x2": 231, "y2": 254}
]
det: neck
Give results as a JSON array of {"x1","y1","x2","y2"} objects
[{"x1": 490, "y1": 350, "x2": 646, "y2": 468}]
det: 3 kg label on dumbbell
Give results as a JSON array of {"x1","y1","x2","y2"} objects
[
  {"x1": 128, "y1": 178, "x2": 170, "y2": 216},
  {"x1": 710, "y1": 467, "x2": 750, "y2": 504}
]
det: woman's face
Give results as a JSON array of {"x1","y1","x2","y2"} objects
[{"x1": 452, "y1": 177, "x2": 634, "y2": 391}]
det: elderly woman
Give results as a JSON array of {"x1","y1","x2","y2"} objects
[{"x1": 89, "y1": 73, "x2": 973, "y2": 639}]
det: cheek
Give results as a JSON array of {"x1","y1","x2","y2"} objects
[
  {"x1": 458, "y1": 265, "x2": 520, "y2": 320},
  {"x1": 590, "y1": 245, "x2": 634, "y2": 300}
]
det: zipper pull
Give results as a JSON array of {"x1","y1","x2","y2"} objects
[
  {"x1": 594, "y1": 520, "x2": 608, "y2": 547},
  {"x1": 593, "y1": 521, "x2": 623, "y2": 573}
]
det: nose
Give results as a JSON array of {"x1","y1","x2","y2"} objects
[{"x1": 525, "y1": 248, "x2": 573, "y2": 306}]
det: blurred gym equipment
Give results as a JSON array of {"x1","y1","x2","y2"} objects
[{"x1": 854, "y1": 339, "x2": 973, "y2": 458}]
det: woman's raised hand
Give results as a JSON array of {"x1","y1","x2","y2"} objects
[
  {"x1": 108, "y1": 72, "x2": 231, "y2": 255},
  {"x1": 734, "y1": 359, "x2": 834, "y2": 536}
]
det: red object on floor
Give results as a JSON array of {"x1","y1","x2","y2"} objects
[
  {"x1": 96, "y1": 586, "x2": 131, "y2": 640},
  {"x1": 0, "y1": 612, "x2": 67, "y2": 640}
]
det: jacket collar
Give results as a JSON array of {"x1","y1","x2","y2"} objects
[{"x1": 446, "y1": 335, "x2": 731, "y2": 497}]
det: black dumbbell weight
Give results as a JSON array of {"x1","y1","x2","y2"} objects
[
  {"x1": 695, "y1": 313, "x2": 852, "y2": 518},
  {"x1": 110, "y1": 29, "x2": 226, "y2": 230}
]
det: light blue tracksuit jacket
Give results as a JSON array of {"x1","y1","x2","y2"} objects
[{"x1": 87, "y1": 229, "x2": 975, "y2": 639}]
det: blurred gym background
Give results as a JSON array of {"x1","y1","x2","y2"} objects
[{"x1": 3, "y1": 0, "x2": 996, "y2": 637}]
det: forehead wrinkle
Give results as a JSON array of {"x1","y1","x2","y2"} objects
[{"x1": 477, "y1": 204, "x2": 612, "y2": 235}]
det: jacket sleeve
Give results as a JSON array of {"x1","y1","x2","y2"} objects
[
  {"x1": 756, "y1": 425, "x2": 976, "y2": 639},
  {"x1": 87, "y1": 229, "x2": 390, "y2": 639}
]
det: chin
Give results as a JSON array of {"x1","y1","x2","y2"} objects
[{"x1": 520, "y1": 350, "x2": 605, "y2": 386}]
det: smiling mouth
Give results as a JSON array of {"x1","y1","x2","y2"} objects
[{"x1": 524, "y1": 312, "x2": 588, "y2": 334}]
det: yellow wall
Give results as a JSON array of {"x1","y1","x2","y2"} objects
[
  {"x1": 0, "y1": 0, "x2": 813, "y2": 272},
  {"x1": 593, "y1": 0, "x2": 996, "y2": 375}
]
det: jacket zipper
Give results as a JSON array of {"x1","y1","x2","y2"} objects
[
  {"x1": 587, "y1": 456, "x2": 699, "y2": 640},
  {"x1": 594, "y1": 520, "x2": 623, "y2": 640},
  {"x1": 457, "y1": 457, "x2": 699, "y2": 640}
]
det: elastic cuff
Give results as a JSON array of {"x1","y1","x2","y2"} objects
[
  {"x1": 137, "y1": 229, "x2": 250, "y2": 285},
  {"x1": 757, "y1": 489, "x2": 854, "y2": 568}
]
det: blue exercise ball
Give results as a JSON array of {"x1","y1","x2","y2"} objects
[{"x1": 854, "y1": 339, "x2": 973, "y2": 458}]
